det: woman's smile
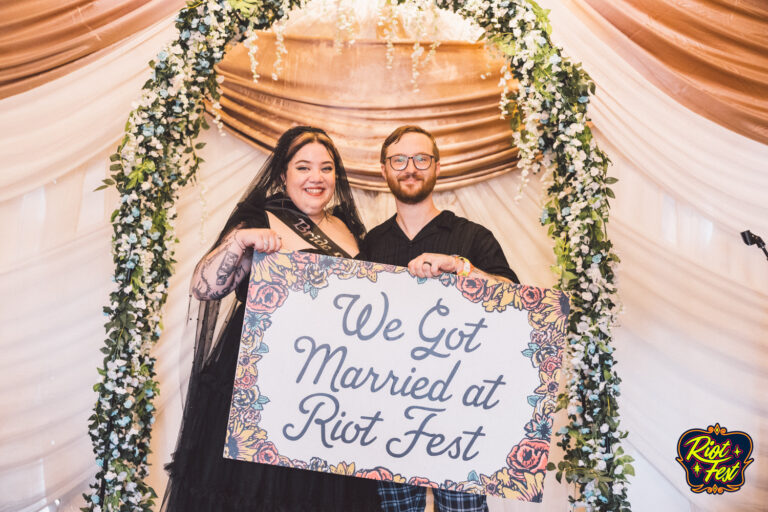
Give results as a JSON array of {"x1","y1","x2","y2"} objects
[{"x1": 284, "y1": 142, "x2": 336, "y2": 219}]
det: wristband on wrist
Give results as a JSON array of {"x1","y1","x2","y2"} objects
[{"x1": 453, "y1": 255, "x2": 473, "y2": 277}]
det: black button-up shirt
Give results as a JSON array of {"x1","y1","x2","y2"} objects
[{"x1": 358, "y1": 210, "x2": 519, "y2": 283}]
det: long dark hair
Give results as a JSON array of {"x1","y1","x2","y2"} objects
[{"x1": 214, "y1": 126, "x2": 366, "y2": 246}]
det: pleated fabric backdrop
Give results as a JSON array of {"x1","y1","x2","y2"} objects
[{"x1": 0, "y1": 1, "x2": 766, "y2": 511}]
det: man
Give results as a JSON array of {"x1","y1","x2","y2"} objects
[{"x1": 359, "y1": 125, "x2": 519, "y2": 512}]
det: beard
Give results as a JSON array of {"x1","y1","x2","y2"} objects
[{"x1": 386, "y1": 170, "x2": 437, "y2": 205}]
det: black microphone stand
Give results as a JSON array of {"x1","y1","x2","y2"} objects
[{"x1": 741, "y1": 230, "x2": 768, "y2": 262}]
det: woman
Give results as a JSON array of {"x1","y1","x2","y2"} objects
[{"x1": 163, "y1": 126, "x2": 381, "y2": 511}]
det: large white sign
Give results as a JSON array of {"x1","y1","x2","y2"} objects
[{"x1": 225, "y1": 251, "x2": 568, "y2": 501}]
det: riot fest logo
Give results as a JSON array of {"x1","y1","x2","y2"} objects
[{"x1": 676, "y1": 423, "x2": 754, "y2": 494}]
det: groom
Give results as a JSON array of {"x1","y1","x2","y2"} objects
[{"x1": 359, "y1": 125, "x2": 519, "y2": 512}]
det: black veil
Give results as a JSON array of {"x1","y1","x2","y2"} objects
[
  {"x1": 178, "y1": 125, "x2": 366, "y2": 399},
  {"x1": 164, "y1": 126, "x2": 387, "y2": 511}
]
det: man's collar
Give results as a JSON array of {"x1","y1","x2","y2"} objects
[
  {"x1": 382, "y1": 210, "x2": 454, "y2": 237},
  {"x1": 380, "y1": 214, "x2": 399, "y2": 233},
  {"x1": 431, "y1": 210, "x2": 455, "y2": 229}
]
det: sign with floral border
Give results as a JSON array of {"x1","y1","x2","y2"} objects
[{"x1": 224, "y1": 250, "x2": 568, "y2": 500}]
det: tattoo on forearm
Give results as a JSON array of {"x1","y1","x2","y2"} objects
[
  {"x1": 192, "y1": 260, "x2": 213, "y2": 297},
  {"x1": 233, "y1": 264, "x2": 246, "y2": 285},
  {"x1": 192, "y1": 278, "x2": 209, "y2": 298},
  {"x1": 191, "y1": 229, "x2": 248, "y2": 299},
  {"x1": 216, "y1": 251, "x2": 240, "y2": 285},
  {"x1": 206, "y1": 287, "x2": 230, "y2": 300}
]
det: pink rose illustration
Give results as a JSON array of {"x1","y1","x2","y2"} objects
[
  {"x1": 520, "y1": 285, "x2": 543, "y2": 310},
  {"x1": 234, "y1": 372, "x2": 257, "y2": 389},
  {"x1": 255, "y1": 440, "x2": 279, "y2": 464},
  {"x1": 507, "y1": 438, "x2": 549, "y2": 478},
  {"x1": 540, "y1": 355, "x2": 562, "y2": 375},
  {"x1": 456, "y1": 276, "x2": 491, "y2": 302},
  {"x1": 356, "y1": 467, "x2": 393, "y2": 481},
  {"x1": 408, "y1": 476, "x2": 438, "y2": 488},
  {"x1": 249, "y1": 282, "x2": 288, "y2": 314}
]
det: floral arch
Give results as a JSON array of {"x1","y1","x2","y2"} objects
[{"x1": 86, "y1": 0, "x2": 633, "y2": 510}]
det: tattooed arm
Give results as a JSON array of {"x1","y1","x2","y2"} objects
[{"x1": 191, "y1": 228, "x2": 282, "y2": 300}]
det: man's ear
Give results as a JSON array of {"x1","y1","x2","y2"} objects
[
  {"x1": 380, "y1": 164, "x2": 387, "y2": 180},
  {"x1": 435, "y1": 160, "x2": 441, "y2": 177}
]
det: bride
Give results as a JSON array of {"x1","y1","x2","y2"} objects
[{"x1": 163, "y1": 126, "x2": 382, "y2": 511}]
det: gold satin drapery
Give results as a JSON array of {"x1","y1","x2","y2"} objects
[
  {"x1": 0, "y1": 0, "x2": 184, "y2": 99},
  {"x1": 2, "y1": 0, "x2": 766, "y2": 143},
  {"x1": 216, "y1": 33, "x2": 519, "y2": 191},
  {"x1": 583, "y1": 0, "x2": 768, "y2": 144}
]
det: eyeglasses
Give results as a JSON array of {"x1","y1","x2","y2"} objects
[{"x1": 386, "y1": 153, "x2": 436, "y2": 171}]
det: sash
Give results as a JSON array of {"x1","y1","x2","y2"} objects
[{"x1": 266, "y1": 201, "x2": 352, "y2": 259}]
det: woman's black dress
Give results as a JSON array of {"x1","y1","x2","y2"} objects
[{"x1": 162, "y1": 209, "x2": 382, "y2": 511}]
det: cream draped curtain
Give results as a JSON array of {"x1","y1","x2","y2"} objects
[
  {"x1": 1, "y1": 3, "x2": 767, "y2": 512},
  {"x1": 583, "y1": 0, "x2": 768, "y2": 144},
  {"x1": 0, "y1": 0, "x2": 184, "y2": 99}
]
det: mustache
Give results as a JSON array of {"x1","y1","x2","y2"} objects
[{"x1": 397, "y1": 173, "x2": 423, "y2": 181}]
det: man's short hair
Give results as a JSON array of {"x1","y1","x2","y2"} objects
[{"x1": 380, "y1": 125, "x2": 440, "y2": 164}]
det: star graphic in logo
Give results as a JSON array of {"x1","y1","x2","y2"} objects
[
  {"x1": 693, "y1": 462, "x2": 702, "y2": 476},
  {"x1": 734, "y1": 446, "x2": 742, "y2": 457}
]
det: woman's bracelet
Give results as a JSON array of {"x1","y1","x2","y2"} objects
[{"x1": 453, "y1": 255, "x2": 473, "y2": 277}]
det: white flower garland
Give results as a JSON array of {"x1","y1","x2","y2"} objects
[
  {"x1": 448, "y1": 2, "x2": 635, "y2": 508},
  {"x1": 86, "y1": 1, "x2": 633, "y2": 510}
]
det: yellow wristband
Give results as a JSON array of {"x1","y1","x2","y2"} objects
[{"x1": 454, "y1": 256, "x2": 473, "y2": 277}]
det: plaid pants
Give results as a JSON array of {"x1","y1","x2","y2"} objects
[{"x1": 377, "y1": 482, "x2": 488, "y2": 512}]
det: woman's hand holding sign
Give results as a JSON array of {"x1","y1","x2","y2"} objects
[
  {"x1": 191, "y1": 228, "x2": 282, "y2": 300},
  {"x1": 235, "y1": 228, "x2": 283, "y2": 253}
]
